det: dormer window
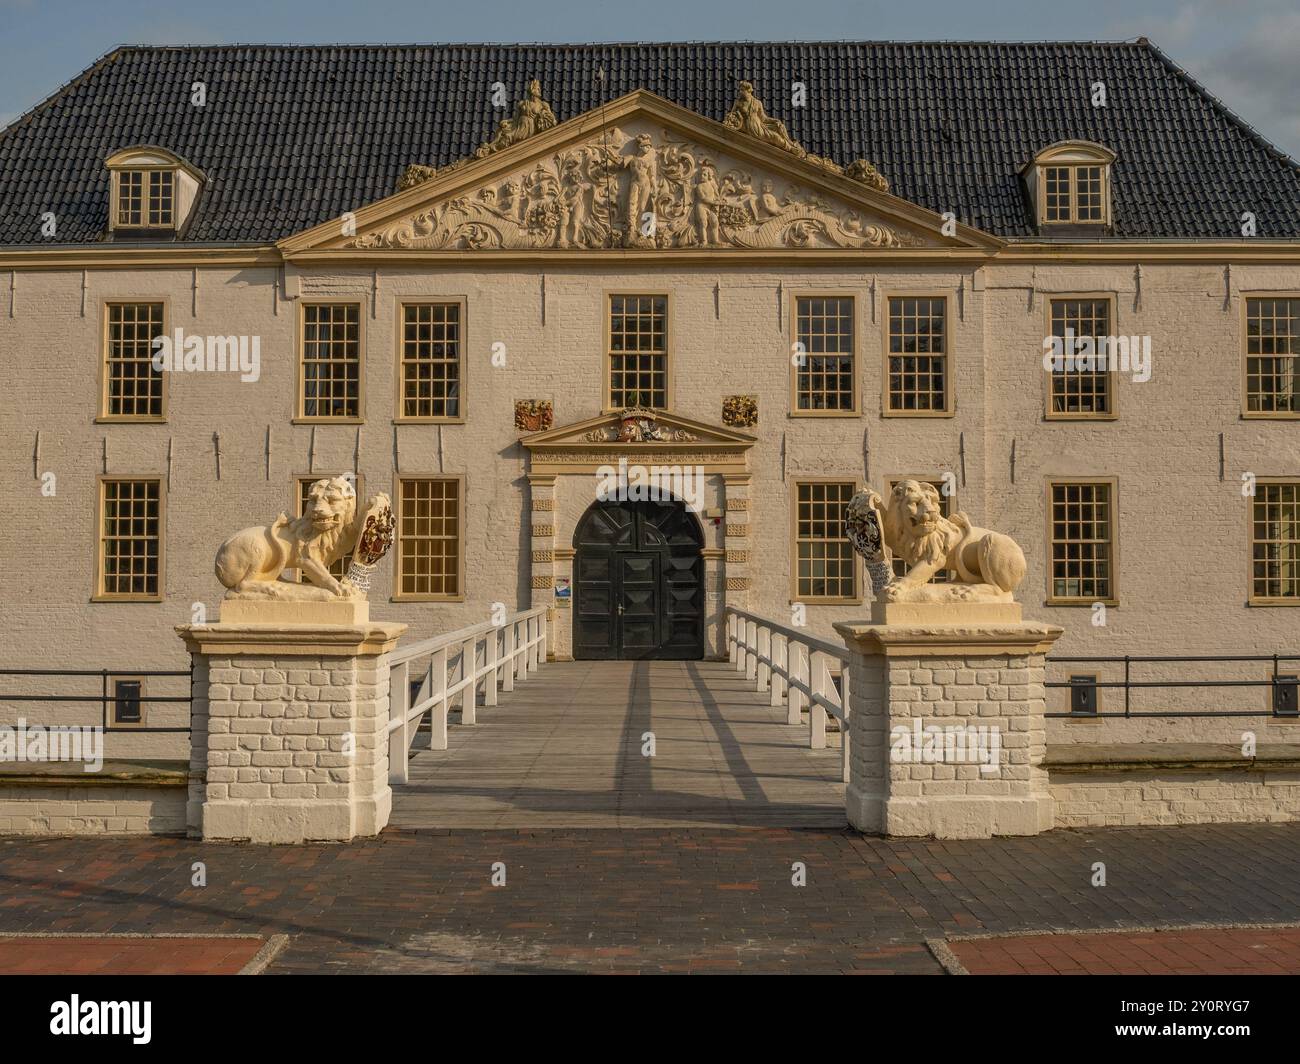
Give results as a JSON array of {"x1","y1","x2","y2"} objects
[
  {"x1": 105, "y1": 148, "x2": 203, "y2": 236},
  {"x1": 1025, "y1": 142, "x2": 1115, "y2": 229},
  {"x1": 117, "y1": 168, "x2": 174, "y2": 227}
]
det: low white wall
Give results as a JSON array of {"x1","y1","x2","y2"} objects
[
  {"x1": 0, "y1": 782, "x2": 187, "y2": 835},
  {"x1": 1050, "y1": 766, "x2": 1300, "y2": 827}
]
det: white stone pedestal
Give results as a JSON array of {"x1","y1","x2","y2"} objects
[
  {"x1": 177, "y1": 607, "x2": 406, "y2": 844},
  {"x1": 834, "y1": 604, "x2": 1063, "y2": 839}
]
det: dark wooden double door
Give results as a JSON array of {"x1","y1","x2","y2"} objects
[{"x1": 573, "y1": 500, "x2": 705, "y2": 660}]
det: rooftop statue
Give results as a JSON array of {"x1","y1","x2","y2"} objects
[{"x1": 214, "y1": 476, "x2": 394, "y2": 601}]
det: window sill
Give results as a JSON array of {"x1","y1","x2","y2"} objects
[
  {"x1": 95, "y1": 416, "x2": 168, "y2": 425},
  {"x1": 291, "y1": 417, "x2": 365, "y2": 425}
]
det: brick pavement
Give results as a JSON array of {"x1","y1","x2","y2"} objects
[
  {"x1": 0, "y1": 823, "x2": 1297, "y2": 973},
  {"x1": 0, "y1": 935, "x2": 268, "y2": 975},
  {"x1": 947, "y1": 927, "x2": 1300, "y2": 975}
]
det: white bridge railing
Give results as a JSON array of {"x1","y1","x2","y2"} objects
[
  {"x1": 386, "y1": 606, "x2": 548, "y2": 784},
  {"x1": 725, "y1": 607, "x2": 851, "y2": 783}
]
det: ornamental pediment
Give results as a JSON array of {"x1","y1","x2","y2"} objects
[
  {"x1": 522, "y1": 409, "x2": 755, "y2": 474},
  {"x1": 282, "y1": 90, "x2": 996, "y2": 256}
]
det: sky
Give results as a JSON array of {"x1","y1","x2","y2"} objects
[{"x1": 1, "y1": 0, "x2": 1298, "y2": 158}]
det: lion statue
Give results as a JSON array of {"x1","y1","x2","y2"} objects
[
  {"x1": 848, "y1": 480, "x2": 1026, "y2": 603},
  {"x1": 214, "y1": 476, "x2": 390, "y2": 600}
]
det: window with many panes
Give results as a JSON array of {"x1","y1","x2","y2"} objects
[
  {"x1": 396, "y1": 477, "x2": 462, "y2": 599},
  {"x1": 793, "y1": 481, "x2": 858, "y2": 601},
  {"x1": 608, "y1": 295, "x2": 667, "y2": 409},
  {"x1": 887, "y1": 297, "x2": 948, "y2": 412},
  {"x1": 300, "y1": 303, "x2": 361, "y2": 420},
  {"x1": 794, "y1": 296, "x2": 855, "y2": 412},
  {"x1": 116, "y1": 169, "x2": 174, "y2": 228},
  {"x1": 400, "y1": 303, "x2": 461, "y2": 419},
  {"x1": 1049, "y1": 298, "x2": 1112, "y2": 416},
  {"x1": 103, "y1": 302, "x2": 165, "y2": 419},
  {"x1": 1043, "y1": 165, "x2": 1105, "y2": 223},
  {"x1": 1049, "y1": 481, "x2": 1115, "y2": 603},
  {"x1": 1252, "y1": 482, "x2": 1300, "y2": 602},
  {"x1": 1245, "y1": 298, "x2": 1300, "y2": 416},
  {"x1": 97, "y1": 478, "x2": 163, "y2": 600}
]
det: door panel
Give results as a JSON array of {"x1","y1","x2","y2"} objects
[
  {"x1": 574, "y1": 549, "x2": 617, "y2": 659},
  {"x1": 618, "y1": 552, "x2": 659, "y2": 657}
]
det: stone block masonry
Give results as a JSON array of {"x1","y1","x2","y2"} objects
[
  {"x1": 835, "y1": 618, "x2": 1063, "y2": 839},
  {"x1": 177, "y1": 621, "x2": 405, "y2": 843}
]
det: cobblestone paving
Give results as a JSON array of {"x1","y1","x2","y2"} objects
[{"x1": 1, "y1": 823, "x2": 1298, "y2": 973}]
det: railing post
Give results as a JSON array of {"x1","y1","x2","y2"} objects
[
  {"x1": 727, "y1": 612, "x2": 737, "y2": 665},
  {"x1": 745, "y1": 620, "x2": 758, "y2": 681},
  {"x1": 525, "y1": 616, "x2": 537, "y2": 673},
  {"x1": 388, "y1": 660, "x2": 410, "y2": 784},
  {"x1": 788, "y1": 640, "x2": 807, "y2": 726},
  {"x1": 539, "y1": 610, "x2": 548, "y2": 666},
  {"x1": 733, "y1": 613, "x2": 747, "y2": 672},
  {"x1": 757, "y1": 625, "x2": 772, "y2": 692},
  {"x1": 839, "y1": 666, "x2": 851, "y2": 783},
  {"x1": 770, "y1": 633, "x2": 787, "y2": 708},
  {"x1": 809, "y1": 651, "x2": 828, "y2": 750},
  {"x1": 430, "y1": 647, "x2": 448, "y2": 750},
  {"x1": 461, "y1": 637, "x2": 477, "y2": 725},
  {"x1": 485, "y1": 626, "x2": 499, "y2": 706},
  {"x1": 502, "y1": 622, "x2": 516, "y2": 692}
]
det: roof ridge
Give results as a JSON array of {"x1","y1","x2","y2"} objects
[{"x1": 99, "y1": 39, "x2": 1158, "y2": 50}]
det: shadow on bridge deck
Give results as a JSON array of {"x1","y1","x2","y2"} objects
[{"x1": 389, "y1": 660, "x2": 846, "y2": 829}]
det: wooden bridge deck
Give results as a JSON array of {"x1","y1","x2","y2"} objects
[{"x1": 390, "y1": 659, "x2": 846, "y2": 829}]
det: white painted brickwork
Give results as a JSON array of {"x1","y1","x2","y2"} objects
[{"x1": 2, "y1": 261, "x2": 1298, "y2": 760}]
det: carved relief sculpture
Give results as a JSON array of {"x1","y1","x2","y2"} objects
[
  {"x1": 845, "y1": 480, "x2": 1027, "y2": 604},
  {"x1": 722, "y1": 394, "x2": 758, "y2": 427},
  {"x1": 582, "y1": 409, "x2": 699, "y2": 443},
  {"x1": 351, "y1": 124, "x2": 921, "y2": 252},
  {"x1": 214, "y1": 476, "x2": 394, "y2": 600},
  {"x1": 515, "y1": 398, "x2": 554, "y2": 432}
]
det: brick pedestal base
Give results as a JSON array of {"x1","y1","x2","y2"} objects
[
  {"x1": 834, "y1": 615, "x2": 1063, "y2": 839},
  {"x1": 177, "y1": 619, "x2": 406, "y2": 843}
]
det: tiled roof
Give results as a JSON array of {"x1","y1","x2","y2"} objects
[{"x1": 2, "y1": 40, "x2": 1299, "y2": 245}]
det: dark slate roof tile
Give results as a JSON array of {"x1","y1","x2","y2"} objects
[{"x1": 2, "y1": 40, "x2": 1299, "y2": 245}]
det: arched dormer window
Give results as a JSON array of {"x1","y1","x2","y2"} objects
[
  {"x1": 105, "y1": 147, "x2": 203, "y2": 236},
  {"x1": 1024, "y1": 142, "x2": 1115, "y2": 228}
]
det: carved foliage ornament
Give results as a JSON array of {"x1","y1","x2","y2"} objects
[
  {"x1": 515, "y1": 398, "x2": 554, "y2": 432},
  {"x1": 356, "y1": 124, "x2": 919, "y2": 252},
  {"x1": 722, "y1": 394, "x2": 758, "y2": 428}
]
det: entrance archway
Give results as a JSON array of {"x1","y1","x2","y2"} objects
[{"x1": 573, "y1": 498, "x2": 705, "y2": 660}]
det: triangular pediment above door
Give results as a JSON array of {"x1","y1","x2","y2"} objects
[
  {"x1": 279, "y1": 90, "x2": 1000, "y2": 256},
  {"x1": 522, "y1": 408, "x2": 755, "y2": 474}
]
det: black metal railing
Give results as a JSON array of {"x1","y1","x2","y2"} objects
[
  {"x1": 1045, "y1": 654, "x2": 1300, "y2": 718},
  {"x1": 0, "y1": 665, "x2": 192, "y2": 733}
]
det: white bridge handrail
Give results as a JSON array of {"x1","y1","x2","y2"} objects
[
  {"x1": 386, "y1": 606, "x2": 548, "y2": 784},
  {"x1": 725, "y1": 606, "x2": 851, "y2": 783}
]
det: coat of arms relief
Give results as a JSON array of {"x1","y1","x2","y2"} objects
[{"x1": 355, "y1": 118, "x2": 927, "y2": 252}]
